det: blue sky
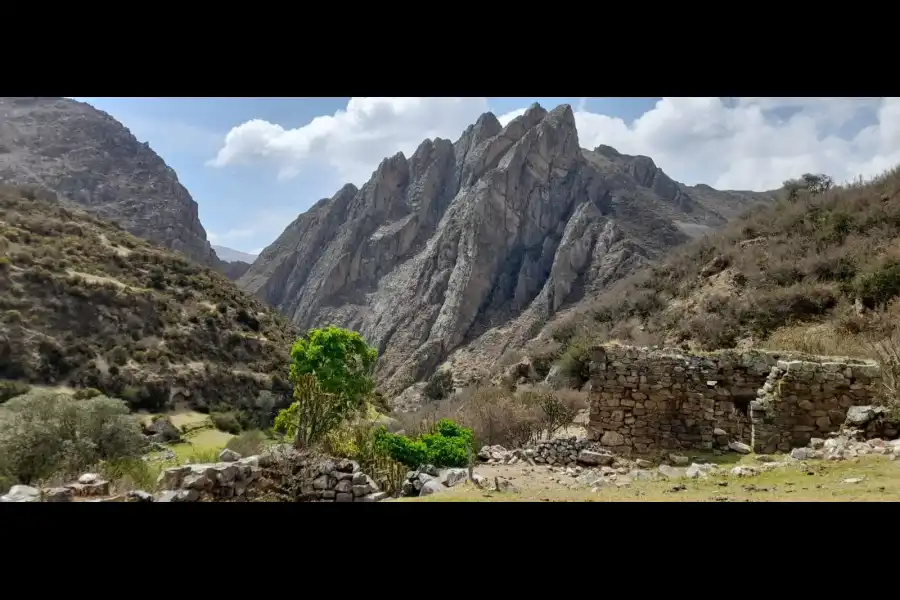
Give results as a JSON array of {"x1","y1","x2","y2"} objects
[{"x1": 71, "y1": 97, "x2": 895, "y2": 255}]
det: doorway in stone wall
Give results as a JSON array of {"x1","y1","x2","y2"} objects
[{"x1": 731, "y1": 393, "x2": 755, "y2": 444}]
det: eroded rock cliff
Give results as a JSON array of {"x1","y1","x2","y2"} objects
[
  {"x1": 240, "y1": 103, "x2": 773, "y2": 398},
  {"x1": 0, "y1": 97, "x2": 220, "y2": 267}
]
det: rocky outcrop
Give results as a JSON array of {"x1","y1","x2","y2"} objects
[
  {"x1": 0, "y1": 97, "x2": 220, "y2": 267},
  {"x1": 240, "y1": 103, "x2": 776, "y2": 400}
]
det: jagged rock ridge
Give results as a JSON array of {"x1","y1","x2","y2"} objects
[
  {"x1": 0, "y1": 97, "x2": 221, "y2": 267},
  {"x1": 240, "y1": 103, "x2": 775, "y2": 397}
]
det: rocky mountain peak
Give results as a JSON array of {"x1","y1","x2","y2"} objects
[
  {"x1": 238, "y1": 104, "x2": 775, "y2": 403},
  {"x1": 0, "y1": 97, "x2": 220, "y2": 268}
]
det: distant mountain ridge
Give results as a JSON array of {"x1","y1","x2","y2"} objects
[{"x1": 213, "y1": 245, "x2": 258, "y2": 264}]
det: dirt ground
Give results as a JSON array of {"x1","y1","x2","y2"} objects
[{"x1": 401, "y1": 453, "x2": 900, "y2": 502}]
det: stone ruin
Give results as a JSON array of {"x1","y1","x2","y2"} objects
[
  {"x1": 587, "y1": 344, "x2": 886, "y2": 455},
  {"x1": 0, "y1": 446, "x2": 390, "y2": 503}
]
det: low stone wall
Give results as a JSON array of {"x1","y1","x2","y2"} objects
[
  {"x1": 750, "y1": 358, "x2": 883, "y2": 453},
  {"x1": 156, "y1": 446, "x2": 388, "y2": 502},
  {"x1": 587, "y1": 344, "x2": 884, "y2": 455}
]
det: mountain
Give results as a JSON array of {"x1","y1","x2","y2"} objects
[
  {"x1": 537, "y1": 167, "x2": 900, "y2": 373},
  {"x1": 0, "y1": 97, "x2": 223, "y2": 269},
  {"x1": 239, "y1": 103, "x2": 777, "y2": 401},
  {"x1": 0, "y1": 185, "x2": 296, "y2": 416},
  {"x1": 213, "y1": 245, "x2": 258, "y2": 264}
]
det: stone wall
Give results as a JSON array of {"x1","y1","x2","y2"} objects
[
  {"x1": 587, "y1": 344, "x2": 883, "y2": 455},
  {"x1": 156, "y1": 446, "x2": 389, "y2": 502},
  {"x1": 750, "y1": 358, "x2": 882, "y2": 453}
]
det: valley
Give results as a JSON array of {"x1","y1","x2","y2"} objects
[{"x1": 1, "y1": 97, "x2": 899, "y2": 503}]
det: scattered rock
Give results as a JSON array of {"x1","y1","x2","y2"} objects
[
  {"x1": 790, "y1": 448, "x2": 811, "y2": 460},
  {"x1": 685, "y1": 463, "x2": 716, "y2": 479},
  {"x1": 127, "y1": 490, "x2": 154, "y2": 502},
  {"x1": 669, "y1": 454, "x2": 690, "y2": 466},
  {"x1": 218, "y1": 448, "x2": 241, "y2": 462},
  {"x1": 419, "y1": 480, "x2": 447, "y2": 496},
  {"x1": 841, "y1": 477, "x2": 865, "y2": 484},
  {"x1": 728, "y1": 441, "x2": 752, "y2": 454},
  {"x1": 846, "y1": 406, "x2": 877, "y2": 426},
  {"x1": 494, "y1": 477, "x2": 520, "y2": 493},
  {"x1": 730, "y1": 466, "x2": 758, "y2": 477},
  {"x1": 635, "y1": 458, "x2": 652, "y2": 468},
  {"x1": 658, "y1": 465, "x2": 683, "y2": 479},
  {"x1": 577, "y1": 450, "x2": 614, "y2": 466}
]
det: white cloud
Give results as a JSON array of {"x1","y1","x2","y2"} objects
[
  {"x1": 208, "y1": 98, "x2": 491, "y2": 184},
  {"x1": 209, "y1": 97, "x2": 900, "y2": 192},
  {"x1": 574, "y1": 97, "x2": 897, "y2": 190}
]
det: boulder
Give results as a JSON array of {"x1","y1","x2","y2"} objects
[
  {"x1": 218, "y1": 448, "x2": 241, "y2": 462},
  {"x1": 441, "y1": 468, "x2": 469, "y2": 488},
  {"x1": 1, "y1": 485, "x2": 41, "y2": 502},
  {"x1": 419, "y1": 480, "x2": 447, "y2": 496},
  {"x1": 577, "y1": 450, "x2": 614, "y2": 466}
]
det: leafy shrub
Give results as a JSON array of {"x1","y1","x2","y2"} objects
[
  {"x1": 374, "y1": 428, "x2": 427, "y2": 467},
  {"x1": 0, "y1": 390, "x2": 147, "y2": 485},
  {"x1": 211, "y1": 410, "x2": 242, "y2": 434},
  {"x1": 225, "y1": 429, "x2": 268, "y2": 457},
  {"x1": 373, "y1": 418, "x2": 473, "y2": 468},
  {"x1": 855, "y1": 262, "x2": 900, "y2": 309}
]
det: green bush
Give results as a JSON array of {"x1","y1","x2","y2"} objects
[
  {"x1": 0, "y1": 390, "x2": 147, "y2": 485},
  {"x1": 211, "y1": 411, "x2": 242, "y2": 434},
  {"x1": 373, "y1": 419, "x2": 473, "y2": 468},
  {"x1": 855, "y1": 261, "x2": 900, "y2": 308},
  {"x1": 374, "y1": 428, "x2": 427, "y2": 467}
]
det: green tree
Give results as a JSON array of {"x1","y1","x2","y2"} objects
[
  {"x1": 289, "y1": 326, "x2": 378, "y2": 404},
  {"x1": 274, "y1": 326, "x2": 378, "y2": 449}
]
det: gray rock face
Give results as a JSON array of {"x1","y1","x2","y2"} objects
[
  {"x1": 239, "y1": 103, "x2": 774, "y2": 398},
  {"x1": 0, "y1": 97, "x2": 222, "y2": 268}
]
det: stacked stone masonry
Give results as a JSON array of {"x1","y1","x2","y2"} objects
[
  {"x1": 750, "y1": 358, "x2": 882, "y2": 453},
  {"x1": 587, "y1": 344, "x2": 883, "y2": 455}
]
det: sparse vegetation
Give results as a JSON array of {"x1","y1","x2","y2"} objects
[
  {"x1": 0, "y1": 185, "x2": 296, "y2": 415},
  {"x1": 536, "y1": 167, "x2": 900, "y2": 365},
  {"x1": 398, "y1": 384, "x2": 588, "y2": 449}
]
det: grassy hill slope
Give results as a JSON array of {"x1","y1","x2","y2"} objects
[
  {"x1": 0, "y1": 185, "x2": 297, "y2": 414},
  {"x1": 536, "y1": 168, "x2": 900, "y2": 376}
]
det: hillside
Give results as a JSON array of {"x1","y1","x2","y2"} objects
[
  {"x1": 532, "y1": 169, "x2": 900, "y2": 380},
  {"x1": 0, "y1": 97, "x2": 231, "y2": 272},
  {"x1": 0, "y1": 185, "x2": 297, "y2": 414},
  {"x1": 239, "y1": 103, "x2": 776, "y2": 400}
]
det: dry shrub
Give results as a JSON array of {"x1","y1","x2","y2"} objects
[{"x1": 397, "y1": 384, "x2": 588, "y2": 449}]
